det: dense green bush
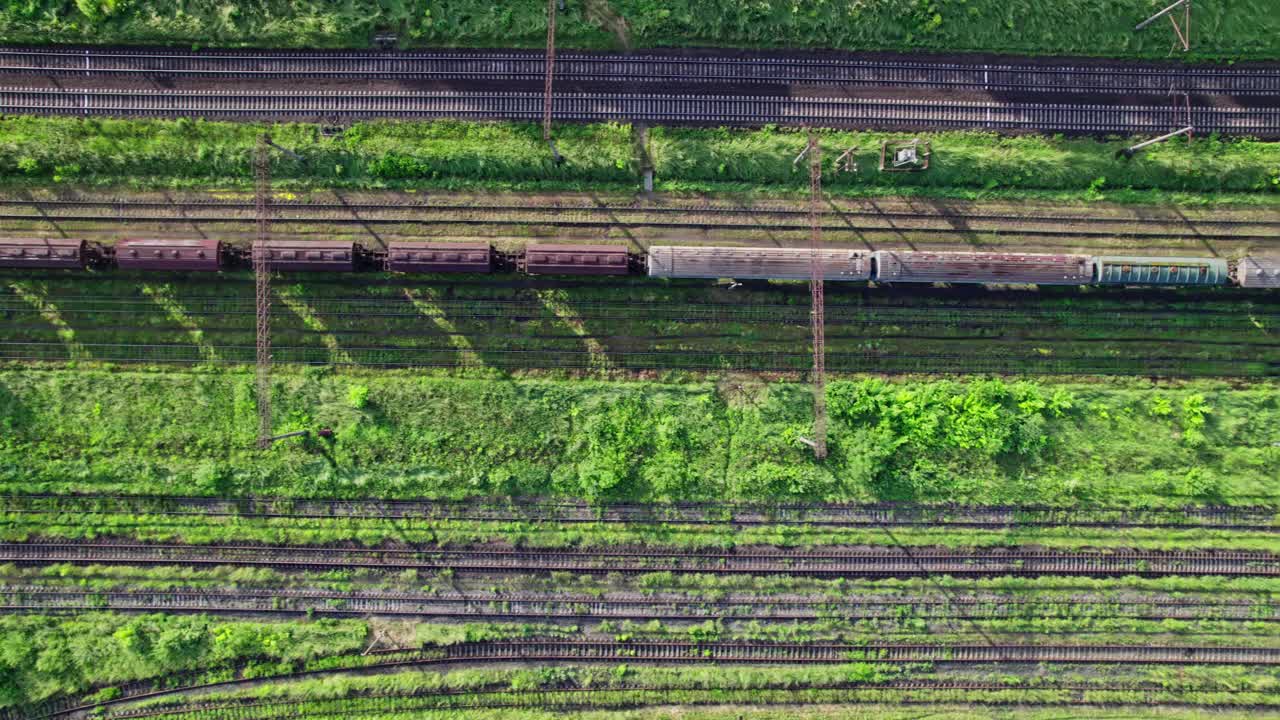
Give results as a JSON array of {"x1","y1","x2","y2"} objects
[
  {"x1": 825, "y1": 378, "x2": 1072, "y2": 499},
  {"x1": 0, "y1": 613, "x2": 367, "y2": 707}
]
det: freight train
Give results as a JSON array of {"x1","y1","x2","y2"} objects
[{"x1": 1, "y1": 237, "x2": 1277, "y2": 288}]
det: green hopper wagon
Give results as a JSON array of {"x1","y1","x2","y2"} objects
[{"x1": 1092, "y1": 256, "x2": 1229, "y2": 286}]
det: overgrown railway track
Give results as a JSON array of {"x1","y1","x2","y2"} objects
[
  {"x1": 3, "y1": 47, "x2": 1277, "y2": 96},
  {"x1": 4, "y1": 87, "x2": 1275, "y2": 134},
  {"x1": 3, "y1": 542, "x2": 1276, "y2": 577},
  {"x1": 14, "y1": 639, "x2": 1280, "y2": 720},
  {"x1": 5, "y1": 295, "x2": 1276, "y2": 325},
  {"x1": 3, "y1": 198, "x2": 1276, "y2": 244},
  {"x1": 2, "y1": 339, "x2": 1275, "y2": 376},
  {"x1": 82, "y1": 682, "x2": 1280, "y2": 719},
  {"x1": 3, "y1": 340, "x2": 1275, "y2": 376},
  {"x1": 3, "y1": 494, "x2": 1276, "y2": 531},
  {"x1": 5, "y1": 586, "x2": 1276, "y2": 623}
]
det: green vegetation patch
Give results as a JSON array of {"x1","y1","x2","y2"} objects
[
  {"x1": 2, "y1": 369, "x2": 1276, "y2": 506},
  {"x1": 0, "y1": 613, "x2": 368, "y2": 708},
  {"x1": 2, "y1": 0, "x2": 1279, "y2": 61},
  {"x1": 3, "y1": 118, "x2": 1280, "y2": 200}
]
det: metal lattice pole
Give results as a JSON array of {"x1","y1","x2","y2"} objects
[
  {"x1": 254, "y1": 134, "x2": 272, "y2": 449},
  {"x1": 808, "y1": 133, "x2": 827, "y2": 460},
  {"x1": 543, "y1": 0, "x2": 557, "y2": 143},
  {"x1": 1134, "y1": 0, "x2": 1190, "y2": 52}
]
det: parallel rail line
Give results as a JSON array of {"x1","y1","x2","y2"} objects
[
  {"x1": 5, "y1": 293, "x2": 1275, "y2": 317},
  {"x1": 5, "y1": 303, "x2": 1274, "y2": 335},
  {"x1": 94, "y1": 683, "x2": 1280, "y2": 720},
  {"x1": 4, "y1": 295, "x2": 1274, "y2": 326},
  {"x1": 2, "y1": 198, "x2": 1276, "y2": 242},
  {"x1": 438, "y1": 638, "x2": 1280, "y2": 663},
  {"x1": 12, "y1": 324, "x2": 1273, "y2": 358},
  {"x1": 2, "y1": 494, "x2": 1276, "y2": 531},
  {"x1": 4, "y1": 88, "x2": 1276, "y2": 134},
  {"x1": 8, "y1": 301, "x2": 1275, "y2": 331},
  {"x1": 3, "y1": 542, "x2": 1276, "y2": 577},
  {"x1": 28, "y1": 671, "x2": 1280, "y2": 720},
  {"x1": 5, "y1": 215, "x2": 1272, "y2": 245},
  {"x1": 3, "y1": 47, "x2": 1278, "y2": 96},
  {"x1": 8, "y1": 197, "x2": 1280, "y2": 228},
  {"x1": 15, "y1": 640, "x2": 1280, "y2": 720},
  {"x1": 6, "y1": 317, "x2": 1274, "y2": 350},
  {"x1": 2, "y1": 341, "x2": 1275, "y2": 377},
  {"x1": 4, "y1": 586, "x2": 1276, "y2": 622}
]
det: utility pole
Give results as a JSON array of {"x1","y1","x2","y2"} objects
[
  {"x1": 543, "y1": 0, "x2": 562, "y2": 162},
  {"x1": 1119, "y1": 126, "x2": 1194, "y2": 158},
  {"x1": 1135, "y1": 0, "x2": 1190, "y2": 53},
  {"x1": 805, "y1": 134, "x2": 828, "y2": 459},
  {"x1": 254, "y1": 134, "x2": 273, "y2": 449},
  {"x1": 1119, "y1": 94, "x2": 1194, "y2": 158}
]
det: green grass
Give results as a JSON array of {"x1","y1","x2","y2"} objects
[
  {"x1": 1, "y1": 367, "x2": 1276, "y2": 507},
  {"x1": 2, "y1": 0, "x2": 1279, "y2": 61},
  {"x1": 13, "y1": 563, "x2": 1280, "y2": 599},
  {"x1": 3, "y1": 118, "x2": 1280, "y2": 199}
]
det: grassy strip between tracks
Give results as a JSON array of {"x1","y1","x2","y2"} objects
[
  {"x1": 1, "y1": 0, "x2": 1279, "y2": 62},
  {"x1": 1, "y1": 366, "x2": 1276, "y2": 507},
  {"x1": 11, "y1": 564, "x2": 1280, "y2": 600},
  {"x1": 3, "y1": 118, "x2": 1280, "y2": 202}
]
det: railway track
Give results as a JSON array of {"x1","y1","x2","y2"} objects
[
  {"x1": 7, "y1": 299, "x2": 1270, "y2": 330},
  {"x1": 3, "y1": 542, "x2": 1276, "y2": 577},
  {"x1": 1, "y1": 308, "x2": 1275, "y2": 342},
  {"x1": 3, "y1": 198, "x2": 1277, "y2": 243},
  {"x1": 3, "y1": 47, "x2": 1278, "y2": 96},
  {"x1": 2, "y1": 494, "x2": 1277, "y2": 531},
  {"x1": 7, "y1": 315, "x2": 1264, "y2": 347},
  {"x1": 3, "y1": 340, "x2": 1274, "y2": 377},
  {"x1": 18, "y1": 323, "x2": 1274, "y2": 358},
  {"x1": 25, "y1": 672, "x2": 1280, "y2": 720},
  {"x1": 4, "y1": 87, "x2": 1275, "y2": 134},
  {"x1": 425, "y1": 638, "x2": 1280, "y2": 664},
  {"x1": 10, "y1": 197, "x2": 1280, "y2": 228},
  {"x1": 14, "y1": 639, "x2": 1280, "y2": 720},
  {"x1": 20, "y1": 639, "x2": 1280, "y2": 720},
  {"x1": 5, "y1": 586, "x2": 1276, "y2": 622},
  {"x1": 0, "y1": 339, "x2": 1272, "y2": 376},
  {"x1": 4, "y1": 294, "x2": 1275, "y2": 327},
  {"x1": 6, "y1": 314, "x2": 1273, "y2": 349},
  {"x1": 86, "y1": 684, "x2": 1280, "y2": 719}
]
